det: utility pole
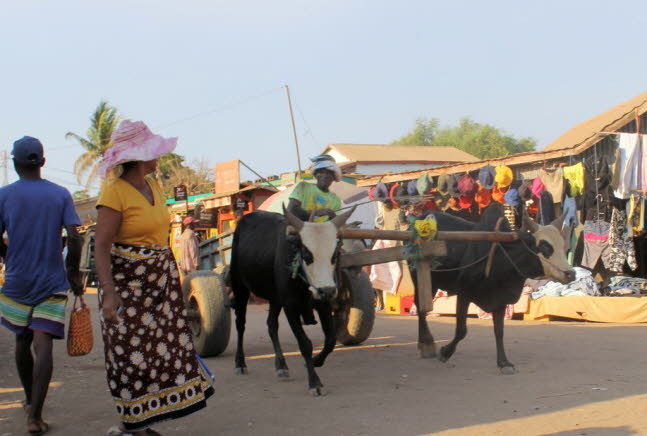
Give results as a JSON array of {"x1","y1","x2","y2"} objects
[
  {"x1": 1, "y1": 151, "x2": 8, "y2": 186},
  {"x1": 284, "y1": 85, "x2": 303, "y2": 176}
]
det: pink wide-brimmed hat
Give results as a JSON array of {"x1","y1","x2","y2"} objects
[{"x1": 99, "y1": 120, "x2": 177, "y2": 177}]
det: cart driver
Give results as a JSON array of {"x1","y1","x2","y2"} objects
[
  {"x1": 287, "y1": 155, "x2": 342, "y2": 222},
  {"x1": 287, "y1": 155, "x2": 343, "y2": 325}
]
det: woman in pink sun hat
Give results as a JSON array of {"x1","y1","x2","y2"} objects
[{"x1": 94, "y1": 120, "x2": 212, "y2": 436}]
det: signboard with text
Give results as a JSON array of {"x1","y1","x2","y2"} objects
[
  {"x1": 174, "y1": 185, "x2": 188, "y2": 201},
  {"x1": 214, "y1": 160, "x2": 240, "y2": 194}
]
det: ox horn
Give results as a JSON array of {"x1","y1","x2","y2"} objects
[
  {"x1": 549, "y1": 212, "x2": 566, "y2": 230},
  {"x1": 308, "y1": 209, "x2": 316, "y2": 222},
  {"x1": 283, "y1": 204, "x2": 304, "y2": 232},
  {"x1": 520, "y1": 214, "x2": 539, "y2": 234},
  {"x1": 330, "y1": 206, "x2": 356, "y2": 229}
]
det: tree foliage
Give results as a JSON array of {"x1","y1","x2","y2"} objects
[
  {"x1": 155, "y1": 157, "x2": 213, "y2": 199},
  {"x1": 392, "y1": 117, "x2": 536, "y2": 159},
  {"x1": 66, "y1": 101, "x2": 120, "y2": 190}
]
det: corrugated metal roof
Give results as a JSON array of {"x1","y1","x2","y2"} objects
[{"x1": 323, "y1": 144, "x2": 479, "y2": 165}]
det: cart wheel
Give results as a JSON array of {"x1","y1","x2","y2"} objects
[
  {"x1": 336, "y1": 270, "x2": 375, "y2": 346},
  {"x1": 182, "y1": 271, "x2": 231, "y2": 357}
]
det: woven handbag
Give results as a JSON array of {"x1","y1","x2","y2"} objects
[{"x1": 67, "y1": 296, "x2": 93, "y2": 356}]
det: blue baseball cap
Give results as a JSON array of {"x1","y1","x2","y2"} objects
[{"x1": 12, "y1": 136, "x2": 44, "y2": 166}]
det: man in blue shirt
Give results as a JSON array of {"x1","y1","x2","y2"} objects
[{"x1": 0, "y1": 136, "x2": 83, "y2": 435}]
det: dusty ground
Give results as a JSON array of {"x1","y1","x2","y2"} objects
[{"x1": 2, "y1": 295, "x2": 647, "y2": 436}]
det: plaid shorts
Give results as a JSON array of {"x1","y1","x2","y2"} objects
[{"x1": 0, "y1": 291, "x2": 68, "y2": 339}]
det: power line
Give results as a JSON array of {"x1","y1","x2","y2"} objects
[{"x1": 154, "y1": 86, "x2": 284, "y2": 130}]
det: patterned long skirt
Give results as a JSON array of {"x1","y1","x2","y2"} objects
[{"x1": 99, "y1": 243, "x2": 213, "y2": 431}]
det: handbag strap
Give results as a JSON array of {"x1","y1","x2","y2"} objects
[{"x1": 73, "y1": 295, "x2": 86, "y2": 311}]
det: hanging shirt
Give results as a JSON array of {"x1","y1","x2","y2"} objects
[
  {"x1": 539, "y1": 167, "x2": 565, "y2": 203},
  {"x1": 289, "y1": 182, "x2": 342, "y2": 223},
  {"x1": 608, "y1": 207, "x2": 637, "y2": 273},
  {"x1": 563, "y1": 162, "x2": 584, "y2": 197},
  {"x1": 613, "y1": 133, "x2": 642, "y2": 199}
]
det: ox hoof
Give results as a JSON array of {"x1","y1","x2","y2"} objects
[
  {"x1": 235, "y1": 367, "x2": 248, "y2": 375},
  {"x1": 309, "y1": 386, "x2": 327, "y2": 397},
  {"x1": 276, "y1": 369, "x2": 290, "y2": 379},
  {"x1": 499, "y1": 366, "x2": 517, "y2": 375},
  {"x1": 418, "y1": 343, "x2": 437, "y2": 359}
]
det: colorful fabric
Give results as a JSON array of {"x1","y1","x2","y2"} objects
[
  {"x1": 0, "y1": 179, "x2": 81, "y2": 305},
  {"x1": 608, "y1": 207, "x2": 637, "y2": 273},
  {"x1": 581, "y1": 220, "x2": 612, "y2": 270},
  {"x1": 494, "y1": 165, "x2": 513, "y2": 188},
  {"x1": 97, "y1": 178, "x2": 170, "y2": 246},
  {"x1": 0, "y1": 291, "x2": 68, "y2": 338},
  {"x1": 99, "y1": 120, "x2": 178, "y2": 178},
  {"x1": 288, "y1": 181, "x2": 342, "y2": 222},
  {"x1": 100, "y1": 243, "x2": 212, "y2": 431},
  {"x1": 563, "y1": 162, "x2": 584, "y2": 197}
]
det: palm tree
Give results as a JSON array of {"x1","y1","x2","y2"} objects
[{"x1": 66, "y1": 101, "x2": 120, "y2": 190}]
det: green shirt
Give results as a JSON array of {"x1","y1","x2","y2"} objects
[{"x1": 289, "y1": 182, "x2": 341, "y2": 222}]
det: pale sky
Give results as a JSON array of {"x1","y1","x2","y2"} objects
[{"x1": 1, "y1": 0, "x2": 645, "y2": 194}]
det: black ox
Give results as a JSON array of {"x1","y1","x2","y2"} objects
[
  {"x1": 412, "y1": 204, "x2": 575, "y2": 373},
  {"x1": 229, "y1": 207, "x2": 354, "y2": 395}
]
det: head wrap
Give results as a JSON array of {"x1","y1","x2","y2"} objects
[{"x1": 310, "y1": 154, "x2": 342, "y2": 182}]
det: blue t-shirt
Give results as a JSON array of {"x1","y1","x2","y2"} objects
[{"x1": 0, "y1": 179, "x2": 81, "y2": 305}]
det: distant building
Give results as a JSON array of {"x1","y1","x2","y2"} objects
[{"x1": 321, "y1": 143, "x2": 479, "y2": 176}]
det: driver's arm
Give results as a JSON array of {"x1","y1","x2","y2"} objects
[{"x1": 287, "y1": 198, "x2": 312, "y2": 221}]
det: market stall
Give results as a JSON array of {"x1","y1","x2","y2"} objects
[{"x1": 358, "y1": 91, "x2": 647, "y2": 322}]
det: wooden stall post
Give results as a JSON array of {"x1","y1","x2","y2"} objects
[{"x1": 415, "y1": 259, "x2": 434, "y2": 314}]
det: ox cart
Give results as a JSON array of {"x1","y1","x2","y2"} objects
[
  {"x1": 182, "y1": 223, "x2": 519, "y2": 358},
  {"x1": 182, "y1": 227, "x2": 378, "y2": 357}
]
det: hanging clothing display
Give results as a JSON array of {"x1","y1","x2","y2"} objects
[
  {"x1": 608, "y1": 207, "x2": 637, "y2": 273},
  {"x1": 537, "y1": 191, "x2": 555, "y2": 225},
  {"x1": 563, "y1": 162, "x2": 585, "y2": 197},
  {"x1": 581, "y1": 220, "x2": 612, "y2": 270},
  {"x1": 583, "y1": 156, "x2": 612, "y2": 222},
  {"x1": 539, "y1": 167, "x2": 565, "y2": 203},
  {"x1": 613, "y1": 133, "x2": 642, "y2": 199},
  {"x1": 627, "y1": 194, "x2": 644, "y2": 234}
]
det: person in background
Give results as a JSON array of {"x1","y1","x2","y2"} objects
[
  {"x1": 0, "y1": 136, "x2": 83, "y2": 435},
  {"x1": 93, "y1": 120, "x2": 212, "y2": 436},
  {"x1": 287, "y1": 154, "x2": 342, "y2": 222},
  {"x1": 287, "y1": 155, "x2": 343, "y2": 324},
  {"x1": 178, "y1": 216, "x2": 200, "y2": 276}
]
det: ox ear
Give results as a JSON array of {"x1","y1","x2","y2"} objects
[
  {"x1": 330, "y1": 206, "x2": 356, "y2": 229},
  {"x1": 520, "y1": 214, "x2": 539, "y2": 234},
  {"x1": 283, "y1": 204, "x2": 304, "y2": 232},
  {"x1": 550, "y1": 212, "x2": 566, "y2": 230}
]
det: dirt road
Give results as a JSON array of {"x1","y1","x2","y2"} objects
[{"x1": 2, "y1": 297, "x2": 647, "y2": 436}]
